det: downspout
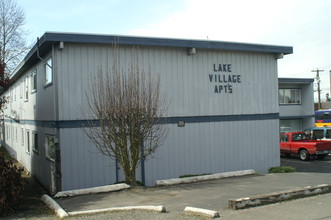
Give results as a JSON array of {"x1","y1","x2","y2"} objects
[
  {"x1": 36, "y1": 38, "x2": 52, "y2": 68},
  {"x1": 2, "y1": 113, "x2": 5, "y2": 147},
  {"x1": 52, "y1": 43, "x2": 62, "y2": 193},
  {"x1": 140, "y1": 143, "x2": 145, "y2": 185},
  {"x1": 115, "y1": 155, "x2": 119, "y2": 183}
]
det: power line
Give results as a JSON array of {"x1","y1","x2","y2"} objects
[{"x1": 281, "y1": 65, "x2": 331, "y2": 77}]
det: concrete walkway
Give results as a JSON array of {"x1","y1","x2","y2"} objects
[{"x1": 51, "y1": 172, "x2": 331, "y2": 218}]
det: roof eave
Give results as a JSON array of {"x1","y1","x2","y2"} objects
[
  {"x1": 9, "y1": 32, "x2": 293, "y2": 88},
  {"x1": 42, "y1": 32, "x2": 293, "y2": 54},
  {"x1": 278, "y1": 78, "x2": 314, "y2": 84}
]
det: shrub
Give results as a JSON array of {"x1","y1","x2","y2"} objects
[
  {"x1": 268, "y1": 166, "x2": 296, "y2": 173},
  {"x1": 0, "y1": 151, "x2": 25, "y2": 216}
]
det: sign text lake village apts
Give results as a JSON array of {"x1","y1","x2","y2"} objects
[{"x1": 210, "y1": 64, "x2": 241, "y2": 94}]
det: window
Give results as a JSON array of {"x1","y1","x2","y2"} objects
[
  {"x1": 46, "y1": 135, "x2": 55, "y2": 161},
  {"x1": 0, "y1": 126, "x2": 2, "y2": 141},
  {"x1": 45, "y1": 58, "x2": 52, "y2": 86},
  {"x1": 292, "y1": 133, "x2": 308, "y2": 141},
  {"x1": 23, "y1": 77, "x2": 29, "y2": 101},
  {"x1": 6, "y1": 125, "x2": 10, "y2": 140},
  {"x1": 32, "y1": 132, "x2": 38, "y2": 153},
  {"x1": 21, "y1": 128, "x2": 24, "y2": 146},
  {"x1": 10, "y1": 90, "x2": 12, "y2": 103},
  {"x1": 326, "y1": 130, "x2": 331, "y2": 139},
  {"x1": 14, "y1": 86, "x2": 16, "y2": 101},
  {"x1": 20, "y1": 81, "x2": 23, "y2": 99},
  {"x1": 12, "y1": 126, "x2": 14, "y2": 140},
  {"x1": 312, "y1": 130, "x2": 324, "y2": 140},
  {"x1": 280, "y1": 135, "x2": 289, "y2": 142},
  {"x1": 31, "y1": 70, "x2": 37, "y2": 93},
  {"x1": 280, "y1": 119, "x2": 302, "y2": 133},
  {"x1": 15, "y1": 127, "x2": 18, "y2": 142},
  {"x1": 279, "y1": 89, "x2": 301, "y2": 104},
  {"x1": 26, "y1": 130, "x2": 30, "y2": 154},
  {"x1": 316, "y1": 112, "x2": 329, "y2": 120}
]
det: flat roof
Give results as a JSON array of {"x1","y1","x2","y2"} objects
[
  {"x1": 41, "y1": 32, "x2": 293, "y2": 53},
  {"x1": 11, "y1": 32, "x2": 293, "y2": 82},
  {"x1": 278, "y1": 78, "x2": 314, "y2": 84}
]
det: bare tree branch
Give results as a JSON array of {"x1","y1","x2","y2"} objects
[
  {"x1": 0, "y1": 0, "x2": 29, "y2": 74},
  {"x1": 83, "y1": 46, "x2": 168, "y2": 185}
]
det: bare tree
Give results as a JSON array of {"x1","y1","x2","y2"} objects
[
  {"x1": 0, "y1": 0, "x2": 29, "y2": 74},
  {"x1": 84, "y1": 48, "x2": 168, "y2": 186}
]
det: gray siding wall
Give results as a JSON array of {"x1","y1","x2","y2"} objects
[
  {"x1": 145, "y1": 119, "x2": 279, "y2": 186},
  {"x1": 1, "y1": 50, "x2": 58, "y2": 192},
  {"x1": 55, "y1": 43, "x2": 280, "y2": 190},
  {"x1": 279, "y1": 82, "x2": 314, "y2": 130},
  {"x1": 60, "y1": 128, "x2": 117, "y2": 190},
  {"x1": 60, "y1": 119, "x2": 279, "y2": 190},
  {"x1": 55, "y1": 44, "x2": 279, "y2": 119},
  {"x1": 279, "y1": 83, "x2": 314, "y2": 118}
]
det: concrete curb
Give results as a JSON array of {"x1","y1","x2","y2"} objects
[
  {"x1": 67, "y1": 205, "x2": 166, "y2": 216},
  {"x1": 54, "y1": 183, "x2": 130, "y2": 198},
  {"x1": 184, "y1": 206, "x2": 220, "y2": 218},
  {"x1": 41, "y1": 194, "x2": 69, "y2": 218},
  {"x1": 228, "y1": 184, "x2": 331, "y2": 210},
  {"x1": 155, "y1": 169, "x2": 255, "y2": 186}
]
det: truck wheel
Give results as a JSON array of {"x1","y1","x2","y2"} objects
[{"x1": 299, "y1": 150, "x2": 310, "y2": 161}]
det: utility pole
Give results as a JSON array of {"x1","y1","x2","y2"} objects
[{"x1": 312, "y1": 69, "x2": 324, "y2": 109}]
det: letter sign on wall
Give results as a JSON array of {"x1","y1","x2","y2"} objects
[{"x1": 209, "y1": 64, "x2": 241, "y2": 94}]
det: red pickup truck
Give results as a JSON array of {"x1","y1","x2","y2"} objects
[{"x1": 280, "y1": 132, "x2": 331, "y2": 161}]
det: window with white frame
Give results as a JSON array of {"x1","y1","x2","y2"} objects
[
  {"x1": 279, "y1": 89, "x2": 301, "y2": 104},
  {"x1": 15, "y1": 127, "x2": 18, "y2": 142},
  {"x1": 45, "y1": 58, "x2": 52, "y2": 86},
  {"x1": 31, "y1": 70, "x2": 37, "y2": 92},
  {"x1": 14, "y1": 86, "x2": 16, "y2": 101},
  {"x1": 45, "y1": 135, "x2": 55, "y2": 160},
  {"x1": 0, "y1": 125, "x2": 2, "y2": 141},
  {"x1": 26, "y1": 130, "x2": 30, "y2": 154},
  {"x1": 12, "y1": 126, "x2": 14, "y2": 140},
  {"x1": 1, "y1": 126, "x2": 3, "y2": 141},
  {"x1": 10, "y1": 90, "x2": 12, "y2": 103},
  {"x1": 21, "y1": 128, "x2": 24, "y2": 146},
  {"x1": 32, "y1": 131, "x2": 38, "y2": 153},
  {"x1": 6, "y1": 125, "x2": 9, "y2": 140},
  {"x1": 24, "y1": 77, "x2": 29, "y2": 100},
  {"x1": 20, "y1": 81, "x2": 23, "y2": 99}
]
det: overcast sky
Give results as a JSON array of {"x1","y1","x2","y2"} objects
[{"x1": 19, "y1": 0, "x2": 331, "y2": 100}]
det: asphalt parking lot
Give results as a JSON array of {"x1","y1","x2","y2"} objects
[
  {"x1": 281, "y1": 154, "x2": 331, "y2": 173},
  {"x1": 45, "y1": 156, "x2": 331, "y2": 219},
  {"x1": 6, "y1": 156, "x2": 329, "y2": 220}
]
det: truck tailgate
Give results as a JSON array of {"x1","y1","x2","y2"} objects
[{"x1": 315, "y1": 142, "x2": 331, "y2": 151}]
